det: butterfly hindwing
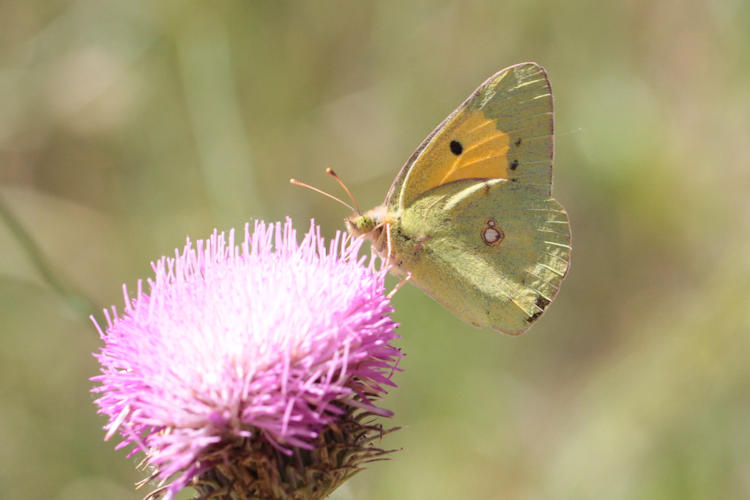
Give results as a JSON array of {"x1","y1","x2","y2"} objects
[{"x1": 391, "y1": 179, "x2": 570, "y2": 334}]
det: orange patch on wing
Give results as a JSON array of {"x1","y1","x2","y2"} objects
[{"x1": 409, "y1": 111, "x2": 510, "y2": 202}]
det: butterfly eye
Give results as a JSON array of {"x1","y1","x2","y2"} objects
[{"x1": 449, "y1": 140, "x2": 463, "y2": 155}]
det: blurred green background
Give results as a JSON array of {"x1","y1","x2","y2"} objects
[{"x1": 2, "y1": 1, "x2": 749, "y2": 499}]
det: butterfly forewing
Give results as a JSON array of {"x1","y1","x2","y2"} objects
[{"x1": 389, "y1": 62, "x2": 554, "y2": 211}]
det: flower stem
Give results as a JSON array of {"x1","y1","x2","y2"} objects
[{"x1": 0, "y1": 193, "x2": 98, "y2": 319}]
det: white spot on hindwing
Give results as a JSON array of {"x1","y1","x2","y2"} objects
[{"x1": 481, "y1": 218, "x2": 504, "y2": 246}]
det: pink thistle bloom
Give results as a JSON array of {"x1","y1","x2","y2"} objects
[{"x1": 91, "y1": 219, "x2": 402, "y2": 499}]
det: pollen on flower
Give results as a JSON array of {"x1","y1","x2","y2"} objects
[{"x1": 91, "y1": 219, "x2": 402, "y2": 500}]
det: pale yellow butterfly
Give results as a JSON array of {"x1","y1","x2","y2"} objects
[{"x1": 297, "y1": 62, "x2": 571, "y2": 335}]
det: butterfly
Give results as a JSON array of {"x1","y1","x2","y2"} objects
[{"x1": 296, "y1": 62, "x2": 571, "y2": 335}]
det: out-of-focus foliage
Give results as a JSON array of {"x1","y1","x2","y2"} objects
[{"x1": 1, "y1": 1, "x2": 749, "y2": 499}]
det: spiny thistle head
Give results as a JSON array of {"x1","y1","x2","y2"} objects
[{"x1": 91, "y1": 219, "x2": 402, "y2": 499}]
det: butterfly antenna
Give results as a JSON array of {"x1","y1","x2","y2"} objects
[
  {"x1": 326, "y1": 168, "x2": 361, "y2": 214},
  {"x1": 289, "y1": 178, "x2": 355, "y2": 212}
]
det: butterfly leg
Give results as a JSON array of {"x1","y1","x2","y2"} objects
[
  {"x1": 385, "y1": 222, "x2": 393, "y2": 264},
  {"x1": 387, "y1": 272, "x2": 412, "y2": 299}
]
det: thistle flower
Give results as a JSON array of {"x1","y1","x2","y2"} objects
[{"x1": 91, "y1": 219, "x2": 402, "y2": 500}]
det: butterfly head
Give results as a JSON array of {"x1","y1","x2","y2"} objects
[{"x1": 345, "y1": 205, "x2": 387, "y2": 240}]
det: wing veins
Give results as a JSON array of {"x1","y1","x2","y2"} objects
[
  {"x1": 457, "y1": 151, "x2": 507, "y2": 169},
  {"x1": 463, "y1": 134, "x2": 505, "y2": 153},
  {"x1": 542, "y1": 252, "x2": 570, "y2": 266},
  {"x1": 545, "y1": 241, "x2": 572, "y2": 249},
  {"x1": 539, "y1": 263, "x2": 566, "y2": 277},
  {"x1": 467, "y1": 119, "x2": 495, "y2": 133},
  {"x1": 513, "y1": 78, "x2": 548, "y2": 88}
]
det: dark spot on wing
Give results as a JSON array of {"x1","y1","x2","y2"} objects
[
  {"x1": 535, "y1": 296, "x2": 551, "y2": 310},
  {"x1": 511, "y1": 178, "x2": 518, "y2": 182},
  {"x1": 483, "y1": 182, "x2": 491, "y2": 195},
  {"x1": 510, "y1": 159, "x2": 519, "y2": 170},
  {"x1": 526, "y1": 311, "x2": 542, "y2": 323},
  {"x1": 449, "y1": 140, "x2": 463, "y2": 155},
  {"x1": 526, "y1": 296, "x2": 551, "y2": 323},
  {"x1": 514, "y1": 138, "x2": 522, "y2": 147}
]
